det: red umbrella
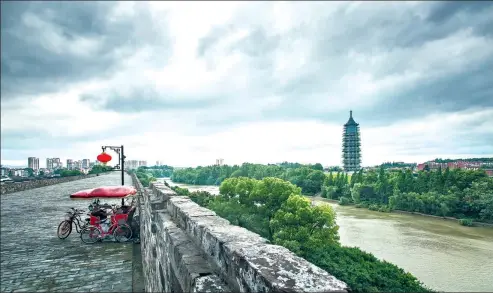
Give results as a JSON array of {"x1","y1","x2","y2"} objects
[{"x1": 70, "y1": 186, "x2": 137, "y2": 205}]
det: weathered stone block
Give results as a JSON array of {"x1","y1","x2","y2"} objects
[
  {"x1": 227, "y1": 242, "x2": 348, "y2": 292},
  {"x1": 151, "y1": 199, "x2": 165, "y2": 210},
  {"x1": 182, "y1": 215, "x2": 231, "y2": 247},
  {"x1": 138, "y1": 178, "x2": 349, "y2": 293},
  {"x1": 152, "y1": 183, "x2": 176, "y2": 201},
  {"x1": 192, "y1": 275, "x2": 231, "y2": 293},
  {"x1": 154, "y1": 210, "x2": 231, "y2": 292}
]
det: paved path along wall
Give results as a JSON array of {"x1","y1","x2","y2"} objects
[
  {"x1": 0, "y1": 174, "x2": 103, "y2": 195},
  {"x1": 132, "y1": 174, "x2": 349, "y2": 293},
  {"x1": 0, "y1": 172, "x2": 134, "y2": 293}
]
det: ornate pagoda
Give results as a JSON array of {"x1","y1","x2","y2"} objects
[{"x1": 342, "y1": 110, "x2": 361, "y2": 172}]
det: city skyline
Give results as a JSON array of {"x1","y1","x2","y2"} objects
[
  {"x1": 0, "y1": 156, "x2": 150, "y2": 169},
  {"x1": 2, "y1": 2, "x2": 493, "y2": 167}
]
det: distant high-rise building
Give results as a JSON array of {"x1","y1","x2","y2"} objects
[
  {"x1": 82, "y1": 159, "x2": 90, "y2": 169},
  {"x1": 215, "y1": 158, "x2": 224, "y2": 166},
  {"x1": 46, "y1": 158, "x2": 52, "y2": 170},
  {"x1": 124, "y1": 160, "x2": 148, "y2": 170},
  {"x1": 28, "y1": 157, "x2": 40, "y2": 170},
  {"x1": 156, "y1": 160, "x2": 165, "y2": 166},
  {"x1": 126, "y1": 160, "x2": 139, "y2": 170},
  {"x1": 73, "y1": 160, "x2": 81, "y2": 169},
  {"x1": 66, "y1": 159, "x2": 74, "y2": 170},
  {"x1": 342, "y1": 110, "x2": 361, "y2": 172},
  {"x1": 46, "y1": 158, "x2": 61, "y2": 170},
  {"x1": 53, "y1": 158, "x2": 61, "y2": 169}
]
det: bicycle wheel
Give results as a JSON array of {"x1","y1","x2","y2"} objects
[
  {"x1": 80, "y1": 226, "x2": 101, "y2": 244},
  {"x1": 113, "y1": 225, "x2": 132, "y2": 243},
  {"x1": 57, "y1": 220, "x2": 72, "y2": 239}
]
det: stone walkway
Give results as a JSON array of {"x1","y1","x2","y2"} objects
[{"x1": 1, "y1": 172, "x2": 135, "y2": 292}]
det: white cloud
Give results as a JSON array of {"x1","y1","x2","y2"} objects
[{"x1": 8, "y1": 108, "x2": 484, "y2": 169}]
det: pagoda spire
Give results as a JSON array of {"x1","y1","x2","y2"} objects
[{"x1": 342, "y1": 110, "x2": 361, "y2": 172}]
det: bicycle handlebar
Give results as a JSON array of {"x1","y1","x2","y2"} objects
[{"x1": 68, "y1": 208, "x2": 85, "y2": 214}]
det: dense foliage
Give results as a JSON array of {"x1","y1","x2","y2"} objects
[
  {"x1": 88, "y1": 165, "x2": 113, "y2": 175},
  {"x1": 139, "y1": 165, "x2": 174, "y2": 178},
  {"x1": 24, "y1": 168, "x2": 34, "y2": 177},
  {"x1": 171, "y1": 162, "x2": 326, "y2": 195},
  {"x1": 173, "y1": 177, "x2": 432, "y2": 292},
  {"x1": 55, "y1": 168, "x2": 84, "y2": 177},
  {"x1": 379, "y1": 162, "x2": 417, "y2": 169},
  {"x1": 128, "y1": 167, "x2": 157, "y2": 187},
  {"x1": 326, "y1": 166, "x2": 343, "y2": 172},
  {"x1": 171, "y1": 162, "x2": 493, "y2": 223},
  {"x1": 322, "y1": 167, "x2": 493, "y2": 223}
]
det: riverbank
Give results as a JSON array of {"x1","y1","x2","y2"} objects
[
  {"x1": 162, "y1": 177, "x2": 493, "y2": 292},
  {"x1": 165, "y1": 178, "x2": 492, "y2": 228},
  {"x1": 310, "y1": 196, "x2": 493, "y2": 228},
  {"x1": 0, "y1": 173, "x2": 104, "y2": 195}
]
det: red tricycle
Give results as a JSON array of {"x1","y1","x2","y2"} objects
[{"x1": 80, "y1": 210, "x2": 133, "y2": 244}]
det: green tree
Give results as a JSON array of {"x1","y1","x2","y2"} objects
[
  {"x1": 351, "y1": 183, "x2": 362, "y2": 203},
  {"x1": 88, "y1": 165, "x2": 113, "y2": 174},
  {"x1": 24, "y1": 168, "x2": 34, "y2": 177},
  {"x1": 270, "y1": 195, "x2": 339, "y2": 256},
  {"x1": 250, "y1": 177, "x2": 301, "y2": 239},
  {"x1": 312, "y1": 163, "x2": 324, "y2": 171}
]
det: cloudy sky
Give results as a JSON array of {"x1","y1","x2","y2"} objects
[{"x1": 1, "y1": 1, "x2": 493, "y2": 168}]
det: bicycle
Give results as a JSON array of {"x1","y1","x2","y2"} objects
[
  {"x1": 80, "y1": 213, "x2": 132, "y2": 244},
  {"x1": 57, "y1": 208, "x2": 89, "y2": 239}
]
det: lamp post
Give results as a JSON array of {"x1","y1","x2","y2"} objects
[{"x1": 100, "y1": 145, "x2": 125, "y2": 185}]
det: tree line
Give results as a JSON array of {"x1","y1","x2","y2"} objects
[
  {"x1": 138, "y1": 165, "x2": 174, "y2": 178},
  {"x1": 324, "y1": 167, "x2": 493, "y2": 224},
  {"x1": 56, "y1": 164, "x2": 114, "y2": 177},
  {"x1": 171, "y1": 163, "x2": 493, "y2": 223},
  {"x1": 127, "y1": 165, "x2": 173, "y2": 187},
  {"x1": 379, "y1": 162, "x2": 416, "y2": 169},
  {"x1": 171, "y1": 177, "x2": 433, "y2": 293},
  {"x1": 87, "y1": 165, "x2": 113, "y2": 175},
  {"x1": 171, "y1": 162, "x2": 326, "y2": 195},
  {"x1": 432, "y1": 157, "x2": 493, "y2": 163}
]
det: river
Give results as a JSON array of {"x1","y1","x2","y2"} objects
[{"x1": 160, "y1": 178, "x2": 493, "y2": 292}]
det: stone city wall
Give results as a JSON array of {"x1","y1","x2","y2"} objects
[
  {"x1": 0, "y1": 174, "x2": 99, "y2": 195},
  {"x1": 131, "y1": 173, "x2": 349, "y2": 293}
]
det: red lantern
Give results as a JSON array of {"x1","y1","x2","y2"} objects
[{"x1": 97, "y1": 152, "x2": 112, "y2": 165}]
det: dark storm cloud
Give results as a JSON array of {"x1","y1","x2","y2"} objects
[
  {"x1": 79, "y1": 88, "x2": 224, "y2": 113},
  {"x1": 306, "y1": 2, "x2": 493, "y2": 126},
  {"x1": 194, "y1": 2, "x2": 493, "y2": 127},
  {"x1": 359, "y1": 61, "x2": 493, "y2": 125},
  {"x1": 1, "y1": 1, "x2": 171, "y2": 101},
  {"x1": 426, "y1": 1, "x2": 493, "y2": 24}
]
